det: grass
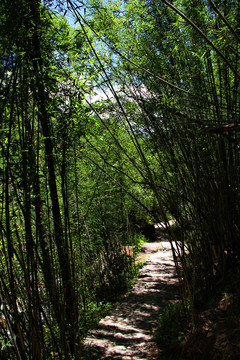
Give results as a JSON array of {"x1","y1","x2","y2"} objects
[{"x1": 155, "y1": 301, "x2": 188, "y2": 359}]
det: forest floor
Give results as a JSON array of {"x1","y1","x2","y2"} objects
[
  {"x1": 83, "y1": 240, "x2": 180, "y2": 360},
  {"x1": 179, "y1": 272, "x2": 240, "y2": 360}
]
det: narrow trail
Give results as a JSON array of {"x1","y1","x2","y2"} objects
[{"x1": 83, "y1": 241, "x2": 179, "y2": 360}]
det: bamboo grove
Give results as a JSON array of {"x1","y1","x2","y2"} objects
[{"x1": 0, "y1": 0, "x2": 239, "y2": 359}]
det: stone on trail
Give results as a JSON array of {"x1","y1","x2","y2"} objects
[{"x1": 84, "y1": 241, "x2": 179, "y2": 360}]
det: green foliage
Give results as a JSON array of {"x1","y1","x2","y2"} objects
[
  {"x1": 79, "y1": 0, "x2": 240, "y2": 332},
  {"x1": 156, "y1": 302, "x2": 187, "y2": 357},
  {"x1": 0, "y1": 0, "x2": 239, "y2": 358}
]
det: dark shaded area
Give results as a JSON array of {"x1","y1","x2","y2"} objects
[
  {"x1": 140, "y1": 223, "x2": 156, "y2": 241},
  {"x1": 180, "y1": 271, "x2": 240, "y2": 360}
]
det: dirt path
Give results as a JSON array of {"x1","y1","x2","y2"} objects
[{"x1": 83, "y1": 241, "x2": 179, "y2": 360}]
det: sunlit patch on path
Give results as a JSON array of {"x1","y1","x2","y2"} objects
[{"x1": 83, "y1": 241, "x2": 179, "y2": 359}]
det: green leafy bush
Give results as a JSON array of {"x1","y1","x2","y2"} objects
[{"x1": 156, "y1": 302, "x2": 187, "y2": 358}]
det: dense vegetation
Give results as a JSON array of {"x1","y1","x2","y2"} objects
[{"x1": 0, "y1": 0, "x2": 239, "y2": 358}]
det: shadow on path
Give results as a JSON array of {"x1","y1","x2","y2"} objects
[{"x1": 83, "y1": 241, "x2": 179, "y2": 360}]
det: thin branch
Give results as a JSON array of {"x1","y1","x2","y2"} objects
[
  {"x1": 163, "y1": 0, "x2": 240, "y2": 79},
  {"x1": 209, "y1": 0, "x2": 240, "y2": 44}
]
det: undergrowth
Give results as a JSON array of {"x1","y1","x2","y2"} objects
[
  {"x1": 155, "y1": 301, "x2": 188, "y2": 359},
  {"x1": 156, "y1": 268, "x2": 240, "y2": 360}
]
